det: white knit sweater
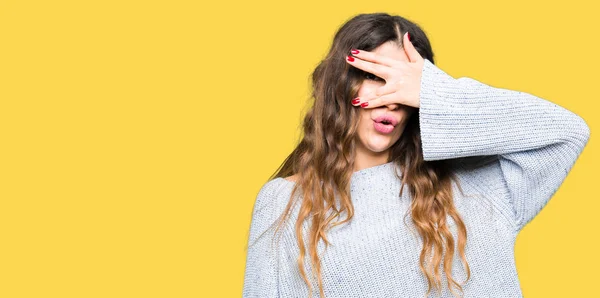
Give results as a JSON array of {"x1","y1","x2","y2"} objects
[{"x1": 242, "y1": 59, "x2": 590, "y2": 298}]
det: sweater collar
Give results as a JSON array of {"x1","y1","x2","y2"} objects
[
  {"x1": 349, "y1": 161, "x2": 400, "y2": 190},
  {"x1": 351, "y1": 161, "x2": 396, "y2": 179}
]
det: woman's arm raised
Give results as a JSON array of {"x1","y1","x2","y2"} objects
[{"x1": 418, "y1": 58, "x2": 590, "y2": 232}]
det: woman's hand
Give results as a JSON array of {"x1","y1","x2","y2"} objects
[{"x1": 346, "y1": 32, "x2": 424, "y2": 109}]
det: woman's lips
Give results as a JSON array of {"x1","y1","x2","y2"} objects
[
  {"x1": 373, "y1": 120, "x2": 395, "y2": 134},
  {"x1": 373, "y1": 114, "x2": 398, "y2": 126}
]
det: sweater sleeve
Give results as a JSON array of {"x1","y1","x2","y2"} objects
[
  {"x1": 242, "y1": 178, "x2": 285, "y2": 298},
  {"x1": 418, "y1": 58, "x2": 590, "y2": 232}
]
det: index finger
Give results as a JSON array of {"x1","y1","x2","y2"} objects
[
  {"x1": 346, "y1": 55, "x2": 390, "y2": 81},
  {"x1": 350, "y1": 49, "x2": 399, "y2": 67}
]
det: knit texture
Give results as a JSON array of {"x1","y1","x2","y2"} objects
[{"x1": 242, "y1": 59, "x2": 590, "y2": 298}]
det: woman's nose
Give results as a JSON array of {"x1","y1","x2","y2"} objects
[{"x1": 386, "y1": 103, "x2": 400, "y2": 111}]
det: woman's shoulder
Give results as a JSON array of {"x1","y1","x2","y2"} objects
[
  {"x1": 254, "y1": 177, "x2": 295, "y2": 210},
  {"x1": 250, "y1": 177, "x2": 298, "y2": 230}
]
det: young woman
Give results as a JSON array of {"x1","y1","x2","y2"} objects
[{"x1": 242, "y1": 12, "x2": 590, "y2": 298}]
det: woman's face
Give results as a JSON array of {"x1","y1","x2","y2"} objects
[{"x1": 354, "y1": 41, "x2": 418, "y2": 156}]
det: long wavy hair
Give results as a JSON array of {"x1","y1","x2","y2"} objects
[{"x1": 267, "y1": 12, "x2": 471, "y2": 298}]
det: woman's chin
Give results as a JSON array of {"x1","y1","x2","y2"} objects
[
  {"x1": 364, "y1": 137, "x2": 394, "y2": 152},
  {"x1": 356, "y1": 129, "x2": 401, "y2": 152}
]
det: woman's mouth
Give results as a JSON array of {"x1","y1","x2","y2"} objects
[
  {"x1": 373, "y1": 120, "x2": 395, "y2": 134},
  {"x1": 373, "y1": 115, "x2": 397, "y2": 134}
]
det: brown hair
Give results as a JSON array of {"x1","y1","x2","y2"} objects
[{"x1": 267, "y1": 12, "x2": 471, "y2": 298}]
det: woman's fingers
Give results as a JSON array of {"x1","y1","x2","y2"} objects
[
  {"x1": 350, "y1": 80, "x2": 402, "y2": 107},
  {"x1": 346, "y1": 54, "x2": 390, "y2": 81},
  {"x1": 349, "y1": 48, "x2": 400, "y2": 67},
  {"x1": 354, "y1": 93, "x2": 399, "y2": 109},
  {"x1": 347, "y1": 34, "x2": 424, "y2": 109}
]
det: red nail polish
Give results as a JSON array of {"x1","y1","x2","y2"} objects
[
  {"x1": 347, "y1": 55, "x2": 354, "y2": 62},
  {"x1": 351, "y1": 49, "x2": 359, "y2": 54},
  {"x1": 352, "y1": 98, "x2": 360, "y2": 104},
  {"x1": 407, "y1": 32, "x2": 411, "y2": 41},
  {"x1": 360, "y1": 102, "x2": 368, "y2": 107}
]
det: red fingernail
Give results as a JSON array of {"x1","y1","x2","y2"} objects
[
  {"x1": 352, "y1": 98, "x2": 360, "y2": 104},
  {"x1": 347, "y1": 55, "x2": 354, "y2": 62},
  {"x1": 360, "y1": 102, "x2": 369, "y2": 107},
  {"x1": 407, "y1": 32, "x2": 411, "y2": 40},
  {"x1": 351, "y1": 49, "x2": 359, "y2": 54}
]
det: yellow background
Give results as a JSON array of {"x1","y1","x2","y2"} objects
[{"x1": 1, "y1": 1, "x2": 597, "y2": 297}]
